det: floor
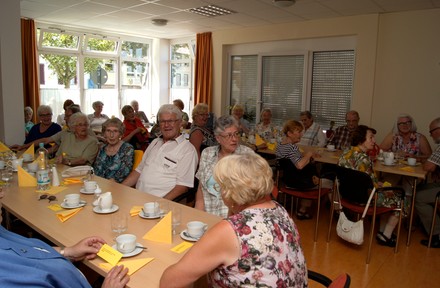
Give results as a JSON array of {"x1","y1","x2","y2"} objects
[{"x1": 290, "y1": 199, "x2": 440, "y2": 287}]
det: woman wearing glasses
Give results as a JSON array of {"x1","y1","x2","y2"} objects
[
  {"x1": 24, "y1": 105, "x2": 61, "y2": 149},
  {"x1": 93, "y1": 118, "x2": 134, "y2": 183},
  {"x1": 380, "y1": 113, "x2": 432, "y2": 161},
  {"x1": 194, "y1": 116, "x2": 254, "y2": 218}
]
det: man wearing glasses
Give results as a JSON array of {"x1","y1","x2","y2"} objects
[
  {"x1": 327, "y1": 110, "x2": 360, "y2": 150},
  {"x1": 122, "y1": 104, "x2": 198, "y2": 200},
  {"x1": 415, "y1": 117, "x2": 440, "y2": 248}
]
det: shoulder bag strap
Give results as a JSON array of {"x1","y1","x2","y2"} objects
[{"x1": 361, "y1": 187, "x2": 376, "y2": 219}]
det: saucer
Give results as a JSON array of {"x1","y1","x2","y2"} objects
[
  {"x1": 180, "y1": 230, "x2": 202, "y2": 242},
  {"x1": 111, "y1": 243, "x2": 143, "y2": 258},
  {"x1": 138, "y1": 210, "x2": 160, "y2": 219},
  {"x1": 326, "y1": 148, "x2": 336, "y2": 152},
  {"x1": 80, "y1": 187, "x2": 95, "y2": 195},
  {"x1": 61, "y1": 200, "x2": 86, "y2": 209},
  {"x1": 93, "y1": 204, "x2": 119, "y2": 214},
  {"x1": 382, "y1": 161, "x2": 397, "y2": 166}
]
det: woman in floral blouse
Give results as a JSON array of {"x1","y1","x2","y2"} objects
[
  {"x1": 93, "y1": 118, "x2": 134, "y2": 183},
  {"x1": 339, "y1": 125, "x2": 401, "y2": 247},
  {"x1": 160, "y1": 153, "x2": 308, "y2": 288}
]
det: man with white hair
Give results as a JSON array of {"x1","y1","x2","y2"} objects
[
  {"x1": 415, "y1": 117, "x2": 440, "y2": 248},
  {"x1": 122, "y1": 104, "x2": 198, "y2": 200}
]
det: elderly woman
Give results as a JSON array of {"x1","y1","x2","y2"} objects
[
  {"x1": 121, "y1": 105, "x2": 149, "y2": 151},
  {"x1": 189, "y1": 103, "x2": 217, "y2": 161},
  {"x1": 130, "y1": 100, "x2": 149, "y2": 126},
  {"x1": 55, "y1": 112, "x2": 98, "y2": 166},
  {"x1": 173, "y1": 99, "x2": 189, "y2": 128},
  {"x1": 93, "y1": 118, "x2": 134, "y2": 183},
  {"x1": 231, "y1": 103, "x2": 250, "y2": 135},
  {"x1": 57, "y1": 99, "x2": 74, "y2": 127},
  {"x1": 194, "y1": 115, "x2": 254, "y2": 218},
  {"x1": 24, "y1": 106, "x2": 34, "y2": 137},
  {"x1": 380, "y1": 113, "x2": 432, "y2": 161},
  {"x1": 339, "y1": 125, "x2": 401, "y2": 247},
  {"x1": 161, "y1": 153, "x2": 308, "y2": 287},
  {"x1": 24, "y1": 105, "x2": 61, "y2": 149},
  {"x1": 255, "y1": 108, "x2": 275, "y2": 141},
  {"x1": 87, "y1": 101, "x2": 109, "y2": 131}
]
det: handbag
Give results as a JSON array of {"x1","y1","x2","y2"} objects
[{"x1": 335, "y1": 178, "x2": 376, "y2": 245}]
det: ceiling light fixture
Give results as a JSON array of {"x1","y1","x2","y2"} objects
[
  {"x1": 273, "y1": 0, "x2": 296, "y2": 8},
  {"x1": 151, "y1": 19, "x2": 168, "y2": 26},
  {"x1": 188, "y1": 5, "x2": 236, "y2": 17}
]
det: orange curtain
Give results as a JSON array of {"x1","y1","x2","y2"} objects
[
  {"x1": 21, "y1": 18, "x2": 40, "y2": 123},
  {"x1": 194, "y1": 32, "x2": 212, "y2": 108}
]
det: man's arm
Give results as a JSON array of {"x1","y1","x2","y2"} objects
[
  {"x1": 163, "y1": 185, "x2": 189, "y2": 201},
  {"x1": 121, "y1": 170, "x2": 141, "y2": 187}
]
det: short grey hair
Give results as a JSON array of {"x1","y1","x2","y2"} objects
[
  {"x1": 37, "y1": 105, "x2": 52, "y2": 116},
  {"x1": 92, "y1": 101, "x2": 104, "y2": 109},
  {"x1": 24, "y1": 106, "x2": 33, "y2": 115},
  {"x1": 69, "y1": 112, "x2": 89, "y2": 129},
  {"x1": 392, "y1": 113, "x2": 417, "y2": 134},
  {"x1": 102, "y1": 118, "x2": 125, "y2": 135},
  {"x1": 214, "y1": 115, "x2": 239, "y2": 136},
  {"x1": 192, "y1": 103, "x2": 208, "y2": 118},
  {"x1": 300, "y1": 110, "x2": 313, "y2": 119},
  {"x1": 157, "y1": 104, "x2": 182, "y2": 120}
]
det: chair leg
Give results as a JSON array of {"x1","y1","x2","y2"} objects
[
  {"x1": 314, "y1": 195, "x2": 321, "y2": 242},
  {"x1": 366, "y1": 204, "x2": 377, "y2": 264},
  {"x1": 428, "y1": 194, "x2": 440, "y2": 248},
  {"x1": 394, "y1": 199, "x2": 404, "y2": 254}
]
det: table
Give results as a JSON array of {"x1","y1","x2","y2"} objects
[{"x1": 1, "y1": 167, "x2": 221, "y2": 288}]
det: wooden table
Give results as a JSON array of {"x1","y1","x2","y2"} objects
[{"x1": 1, "y1": 167, "x2": 221, "y2": 288}]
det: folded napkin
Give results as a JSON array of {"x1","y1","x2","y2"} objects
[
  {"x1": 130, "y1": 206, "x2": 143, "y2": 217},
  {"x1": 255, "y1": 134, "x2": 265, "y2": 146},
  {"x1": 17, "y1": 166, "x2": 36, "y2": 187},
  {"x1": 37, "y1": 185, "x2": 67, "y2": 195},
  {"x1": 0, "y1": 141, "x2": 10, "y2": 152},
  {"x1": 20, "y1": 144, "x2": 34, "y2": 159},
  {"x1": 56, "y1": 207, "x2": 83, "y2": 222},
  {"x1": 267, "y1": 142, "x2": 277, "y2": 151},
  {"x1": 400, "y1": 166, "x2": 415, "y2": 172},
  {"x1": 143, "y1": 211, "x2": 172, "y2": 244},
  {"x1": 99, "y1": 258, "x2": 155, "y2": 276},
  {"x1": 63, "y1": 177, "x2": 84, "y2": 185}
]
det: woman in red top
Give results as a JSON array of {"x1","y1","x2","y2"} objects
[{"x1": 121, "y1": 105, "x2": 149, "y2": 151}]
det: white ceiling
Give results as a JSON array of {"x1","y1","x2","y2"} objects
[{"x1": 20, "y1": 0, "x2": 440, "y2": 39}]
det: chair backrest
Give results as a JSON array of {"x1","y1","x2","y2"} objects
[
  {"x1": 277, "y1": 158, "x2": 317, "y2": 190},
  {"x1": 133, "y1": 150, "x2": 144, "y2": 171},
  {"x1": 335, "y1": 166, "x2": 374, "y2": 204},
  {"x1": 308, "y1": 270, "x2": 351, "y2": 288}
]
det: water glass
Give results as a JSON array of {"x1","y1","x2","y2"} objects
[
  {"x1": 111, "y1": 212, "x2": 127, "y2": 236},
  {"x1": 171, "y1": 206, "x2": 181, "y2": 235},
  {"x1": 1, "y1": 168, "x2": 13, "y2": 186}
]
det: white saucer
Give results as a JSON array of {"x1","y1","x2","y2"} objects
[
  {"x1": 180, "y1": 230, "x2": 201, "y2": 242},
  {"x1": 111, "y1": 243, "x2": 143, "y2": 258},
  {"x1": 93, "y1": 205, "x2": 119, "y2": 214},
  {"x1": 80, "y1": 187, "x2": 95, "y2": 195},
  {"x1": 138, "y1": 210, "x2": 160, "y2": 219},
  {"x1": 407, "y1": 162, "x2": 421, "y2": 167},
  {"x1": 382, "y1": 161, "x2": 397, "y2": 166},
  {"x1": 327, "y1": 148, "x2": 336, "y2": 152},
  {"x1": 61, "y1": 200, "x2": 86, "y2": 209}
]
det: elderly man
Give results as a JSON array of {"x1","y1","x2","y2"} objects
[
  {"x1": 298, "y1": 111, "x2": 326, "y2": 147},
  {"x1": 415, "y1": 117, "x2": 440, "y2": 248},
  {"x1": 122, "y1": 104, "x2": 198, "y2": 200},
  {"x1": 328, "y1": 110, "x2": 360, "y2": 150}
]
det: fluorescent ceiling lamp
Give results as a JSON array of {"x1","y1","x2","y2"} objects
[{"x1": 273, "y1": 0, "x2": 296, "y2": 8}]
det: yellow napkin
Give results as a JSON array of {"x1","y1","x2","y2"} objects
[
  {"x1": 171, "y1": 242, "x2": 193, "y2": 253},
  {"x1": 267, "y1": 142, "x2": 277, "y2": 151},
  {"x1": 21, "y1": 144, "x2": 34, "y2": 159},
  {"x1": 17, "y1": 166, "x2": 37, "y2": 187},
  {"x1": 400, "y1": 166, "x2": 415, "y2": 172},
  {"x1": 37, "y1": 185, "x2": 67, "y2": 195},
  {"x1": 63, "y1": 178, "x2": 83, "y2": 185},
  {"x1": 143, "y1": 211, "x2": 172, "y2": 244},
  {"x1": 56, "y1": 207, "x2": 83, "y2": 222},
  {"x1": 98, "y1": 244, "x2": 123, "y2": 266},
  {"x1": 130, "y1": 206, "x2": 143, "y2": 217},
  {"x1": 0, "y1": 141, "x2": 10, "y2": 152},
  {"x1": 255, "y1": 134, "x2": 265, "y2": 146},
  {"x1": 99, "y1": 258, "x2": 155, "y2": 276}
]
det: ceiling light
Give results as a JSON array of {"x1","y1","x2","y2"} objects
[
  {"x1": 273, "y1": 0, "x2": 296, "y2": 8},
  {"x1": 188, "y1": 5, "x2": 236, "y2": 17},
  {"x1": 151, "y1": 19, "x2": 168, "y2": 26}
]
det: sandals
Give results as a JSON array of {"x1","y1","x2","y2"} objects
[
  {"x1": 296, "y1": 211, "x2": 312, "y2": 220},
  {"x1": 376, "y1": 232, "x2": 397, "y2": 247}
]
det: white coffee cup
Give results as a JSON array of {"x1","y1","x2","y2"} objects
[
  {"x1": 186, "y1": 221, "x2": 208, "y2": 239},
  {"x1": 97, "y1": 192, "x2": 113, "y2": 211},
  {"x1": 11, "y1": 158, "x2": 23, "y2": 170},
  {"x1": 327, "y1": 144, "x2": 335, "y2": 151},
  {"x1": 27, "y1": 162, "x2": 38, "y2": 172},
  {"x1": 407, "y1": 157, "x2": 417, "y2": 166},
  {"x1": 115, "y1": 234, "x2": 137, "y2": 254},
  {"x1": 22, "y1": 153, "x2": 33, "y2": 162},
  {"x1": 64, "y1": 193, "x2": 80, "y2": 207},
  {"x1": 384, "y1": 158, "x2": 394, "y2": 165},
  {"x1": 0, "y1": 160, "x2": 5, "y2": 169},
  {"x1": 84, "y1": 180, "x2": 98, "y2": 192},
  {"x1": 143, "y1": 202, "x2": 159, "y2": 216}
]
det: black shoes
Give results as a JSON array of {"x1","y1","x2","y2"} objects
[
  {"x1": 376, "y1": 232, "x2": 397, "y2": 247},
  {"x1": 296, "y1": 211, "x2": 312, "y2": 220},
  {"x1": 421, "y1": 235, "x2": 440, "y2": 248}
]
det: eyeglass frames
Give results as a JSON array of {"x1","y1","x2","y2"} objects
[
  {"x1": 38, "y1": 194, "x2": 57, "y2": 202},
  {"x1": 397, "y1": 121, "x2": 412, "y2": 126},
  {"x1": 429, "y1": 127, "x2": 440, "y2": 135},
  {"x1": 219, "y1": 131, "x2": 240, "y2": 140}
]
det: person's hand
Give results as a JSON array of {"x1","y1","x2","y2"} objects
[
  {"x1": 102, "y1": 265, "x2": 130, "y2": 288},
  {"x1": 55, "y1": 155, "x2": 63, "y2": 164},
  {"x1": 63, "y1": 236, "x2": 105, "y2": 261},
  {"x1": 134, "y1": 127, "x2": 143, "y2": 134}
]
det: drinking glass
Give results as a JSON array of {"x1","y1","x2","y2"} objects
[
  {"x1": 159, "y1": 200, "x2": 169, "y2": 219},
  {"x1": 111, "y1": 212, "x2": 127, "y2": 237},
  {"x1": 171, "y1": 206, "x2": 181, "y2": 235},
  {"x1": 1, "y1": 168, "x2": 13, "y2": 186}
]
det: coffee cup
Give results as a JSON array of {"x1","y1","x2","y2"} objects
[
  {"x1": 115, "y1": 234, "x2": 137, "y2": 254},
  {"x1": 143, "y1": 202, "x2": 159, "y2": 216},
  {"x1": 22, "y1": 153, "x2": 33, "y2": 162},
  {"x1": 384, "y1": 158, "x2": 394, "y2": 165},
  {"x1": 407, "y1": 157, "x2": 417, "y2": 166},
  {"x1": 27, "y1": 162, "x2": 38, "y2": 172},
  {"x1": 11, "y1": 158, "x2": 23, "y2": 170},
  {"x1": 327, "y1": 144, "x2": 335, "y2": 151},
  {"x1": 186, "y1": 221, "x2": 208, "y2": 239},
  {"x1": 97, "y1": 192, "x2": 112, "y2": 211},
  {"x1": 64, "y1": 193, "x2": 80, "y2": 207},
  {"x1": 84, "y1": 180, "x2": 97, "y2": 192},
  {"x1": 0, "y1": 160, "x2": 5, "y2": 169}
]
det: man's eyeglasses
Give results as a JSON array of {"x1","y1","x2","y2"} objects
[
  {"x1": 159, "y1": 119, "x2": 180, "y2": 125},
  {"x1": 219, "y1": 131, "x2": 240, "y2": 140},
  {"x1": 38, "y1": 194, "x2": 57, "y2": 202},
  {"x1": 429, "y1": 127, "x2": 440, "y2": 135},
  {"x1": 398, "y1": 121, "x2": 412, "y2": 126}
]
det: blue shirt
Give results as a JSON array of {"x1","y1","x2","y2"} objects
[{"x1": 0, "y1": 226, "x2": 91, "y2": 287}]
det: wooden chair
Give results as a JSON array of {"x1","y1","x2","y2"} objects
[
  {"x1": 428, "y1": 190, "x2": 440, "y2": 248},
  {"x1": 132, "y1": 150, "x2": 143, "y2": 171},
  {"x1": 327, "y1": 166, "x2": 405, "y2": 264},
  {"x1": 308, "y1": 270, "x2": 351, "y2": 288},
  {"x1": 276, "y1": 160, "x2": 332, "y2": 242}
]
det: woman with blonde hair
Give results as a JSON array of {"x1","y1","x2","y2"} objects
[
  {"x1": 189, "y1": 103, "x2": 217, "y2": 161},
  {"x1": 161, "y1": 153, "x2": 307, "y2": 287}
]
